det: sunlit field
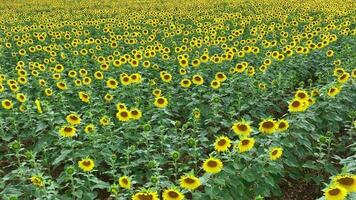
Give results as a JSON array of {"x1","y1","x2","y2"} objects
[{"x1": 0, "y1": 0, "x2": 355, "y2": 199}]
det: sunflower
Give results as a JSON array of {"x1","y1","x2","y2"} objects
[
  {"x1": 259, "y1": 119, "x2": 277, "y2": 134},
  {"x1": 232, "y1": 120, "x2": 252, "y2": 137},
  {"x1": 79, "y1": 91, "x2": 90, "y2": 103},
  {"x1": 56, "y1": 81, "x2": 68, "y2": 90},
  {"x1": 333, "y1": 68, "x2": 345, "y2": 77},
  {"x1": 84, "y1": 124, "x2": 95, "y2": 134},
  {"x1": 59, "y1": 125, "x2": 76, "y2": 137},
  {"x1": 324, "y1": 185, "x2": 347, "y2": 200},
  {"x1": 288, "y1": 99, "x2": 308, "y2": 112},
  {"x1": 152, "y1": 89, "x2": 162, "y2": 97},
  {"x1": 104, "y1": 93, "x2": 114, "y2": 102},
  {"x1": 16, "y1": 93, "x2": 27, "y2": 103},
  {"x1": 162, "y1": 188, "x2": 184, "y2": 200},
  {"x1": 192, "y1": 74, "x2": 204, "y2": 85},
  {"x1": 333, "y1": 174, "x2": 356, "y2": 192},
  {"x1": 277, "y1": 119, "x2": 289, "y2": 132},
  {"x1": 154, "y1": 97, "x2": 168, "y2": 108},
  {"x1": 337, "y1": 73, "x2": 350, "y2": 84},
  {"x1": 30, "y1": 175, "x2": 44, "y2": 187},
  {"x1": 132, "y1": 191, "x2": 159, "y2": 200},
  {"x1": 269, "y1": 147, "x2": 283, "y2": 160},
  {"x1": 179, "y1": 175, "x2": 201, "y2": 190},
  {"x1": 161, "y1": 73, "x2": 172, "y2": 83},
  {"x1": 78, "y1": 158, "x2": 95, "y2": 172},
  {"x1": 328, "y1": 87, "x2": 341, "y2": 97},
  {"x1": 214, "y1": 136, "x2": 231, "y2": 152},
  {"x1": 210, "y1": 80, "x2": 221, "y2": 89},
  {"x1": 116, "y1": 102, "x2": 127, "y2": 111},
  {"x1": 215, "y1": 72, "x2": 227, "y2": 82},
  {"x1": 294, "y1": 90, "x2": 309, "y2": 101},
  {"x1": 66, "y1": 113, "x2": 81, "y2": 125},
  {"x1": 237, "y1": 137, "x2": 255, "y2": 153},
  {"x1": 106, "y1": 78, "x2": 118, "y2": 89},
  {"x1": 94, "y1": 71, "x2": 104, "y2": 80},
  {"x1": 100, "y1": 116, "x2": 110, "y2": 126},
  {"x1": 202, "y1": 157, "x2": 223, "y2": 174},
  {"x1": 116, "y1": 110, "x2": 131, "y2": 122},
  {"x1": 120, "y1": 75, "x2": 132, "y2": 85},
  {"x1": 118, "y1": 176, "x2": 131, "y2": 189},
  {"x1": 2, "y1": 99, "x2": 13, "y2": 109},
  {"x1": 180, "y1": 79, "x2": 192, "y2": 88},
  {"x1": 130, "y1": 108, "x2": 142, "y2": 120}
]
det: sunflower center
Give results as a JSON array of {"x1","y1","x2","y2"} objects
[
  {"x1": 237, "y1": 124, "x2": 248, "y2": 131},
  {"x1": 278, "y1": 122, "x2": 286, "y2": 129},
  {"x1": 241, "y1": 139, "x2": 250, "y2": 145},
  {"x1": 207, "y1": 160, "x2": 218, "y2": 168},
  {"x1": 122, "y1": 178, "x2": 128, "y2": 185},
  {"x1": 262, "y1": 121, "x2": 274, "y2": 129},
  {"x1": 164, "y1": 75, "x2": 170, "y2": 80},
  {"x1": 109, "y1": 80, "x2": 116, "y2": 85},
  {"x1": 184, "y1": 178, "x2": 196, "y2": 184},
  {"x1": 131, "y1": 110, "x2": 138, "y2": 115},
  {"x1": 330, "y1": 88, "x2": 335, "y2": 93},
  {"x1": 194, "y1": 76, "x2": 201, "y2": 81},
  {"x1": 131, "y1": 75, "x2": 137, "y2": 80},
  {"x1": 121, "y1": 112, "x2": 128, "y2": 117},
  {"x1": 138, "y1": 194, "x2": 153, "y2": 200},
  {"x1": 338, "y1": 177, "x2": 354, "y2": 186},
  {"x1": 272, "y1": 150, "x2": 278, "y2": 156},
  {"x1": 4, "y1": 101, "x2": 11, "y2": 106},
  {"x1": 168, "y1": 191, "x2": 179, "y2": 198},
  {"x1": 70, "y1": 116, "x2": 78, "y2": 121},
  {"x1": 297, "y1": 93, "x2": 306, "y2": 99},
  {"x1": 64, "y1": 127, "x2": 73, "y2": 132},
  {"x1": 82, "y1": 160, "x2": 91, "y2": 166},
  {"x1": 292, "y1": 101, "x2": 300, "y2": 107},
  {"x1": 157, "y1": 98, "x2": 165, "y2": 104},
  {"x1": 328, "y1": 188, "x2": 340, "y2": 196},
  {"x1": 218, "y1": 139, "x2": 226, "y2": 146}
]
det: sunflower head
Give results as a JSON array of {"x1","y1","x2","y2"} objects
[
  {"x1": 202, "y1": 157, "x2": 223, "y2": 174},
  {"x1": 324, "y1": 185, "x2": 347, "y2": 200},
  {"x1": 332, "y1": 174, "x2": 356, "y2": 192},
  {"x1": 232, "y1": 120, "x2": 252, "y2": 137},
  {"x1": 214, "y1": 136, "x2": 231, "y2": 152},
  {"x1": 162, "y1": 188, "x2": 185, "y2": 200},
  {"x1": 118, "y1": 176, "x2": 131, "y2": 189},
  {"x1": 259, "y1": 119, "x2": 277, "y2": 134},
  {"x1": 179, "y1": 175, "x2": 201, "y2": 190},
  {"x1": 237, "y1": 137, "x2": 255, "y2": 153},
  {"x1": 78, "y1": 158, "x2": 95, "y2": 172},
  {"x1": 269, "y1": 147, "x2": 283, "y2": 160}
]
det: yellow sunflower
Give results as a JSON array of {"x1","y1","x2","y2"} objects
[
  {"x1": 192, "y1": 74, "x2": 204, "y2": 85},
  {"x1": 116, "y1": 102, "x2": 127, "y2": 111},
  {"x1": 288, "y1": 99, "x2": 308, "y2": 112},
  {"x1": 328, "y1": 87, "x2": 341, "y2": 97},
  {"x1": 179, "y1": 175, "x2": 201, "y2": 190},
  {"x1": 324, "y1": 185, "x2": 347, "y2": 200},
  {"x1": 84, "y1": 124, "x2": 95, "y2": 134},
  {"x1": 215, "y1": 72, "x2": 227, "y2": 82},
  {"x1": 30, "y1": 175, "x2": 44, "y2": 187},
  {"x1": 180, "y1": 79, "x2": 192, "y2": 88},
  {"x1": 210, "y1": 80, "x2": 221, "y2": 89},
  {"x1": 277, "y1": 119, "x2": 289, "y2": 132},
  {"x1": 132, "y1": 191, "x2": 159, "y2": 200},
  {"x1": 214, "y1": 136, "x2": 231, "y2": 152},
  {"x1": 259, "y1": 119, "x2": 277, "y2": 134},
  {"x1": 236, "y1": 137, "x2": 255, "y2": 153},
  {"x1": 162, "y1": 188, "x2": 184, "y2": 200},
  {"x1": 116, "y1": 109, "x2": 131, "y2": 122},
  {"x1": 269, "y1": 147, "x2": 283, "y2": 160},
  {"x1": 154, "y1": 97, "x2": 168, "y2": 108},
  {"x1": 130, "y1": 108, "x2": 142, "y2": 120},
  {"x1": 232, "y1": 120, "x2": 253, "y2": 137},
  {"x1": 66, "y1": 113, "x2": 81, "y2": 125},
  {"x1": 118, "y1": 176, "x2": 131, "y2": 189},
  {"x1": 106, "y1": 78, "x2": 118, "y2": 89},
  {"x1": 2, "y1": 99, "x2": 13, "y2": 110},
  {"x1": 333, "y1": 174, "x2": 356, "y2": 192},
  {"x1": 78, "y1": 158, "x2": 95, "y2": 172},
  {"x1": 59, "y1": 125, "x2": 76, "y2": 138},
  {"x1": 79, "y1": 91, "x2": 90, "y2": 103},
  {"x1": 202, "y1": 157, "x2": 223, "y2": 174},
  {"x1": 294, "y1": 90, "x2": 309, "y2": 101}
]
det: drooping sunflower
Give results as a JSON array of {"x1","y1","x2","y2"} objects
[
  {"x1": 59, "y1": 125, "x2": 76, "y2": 138},
  {"x1": 192, "y1": 74, "x2": 204, "y2": 85},
  {"x1": 2, "y1": 99, "x2": 13, "y2": 110},
  {"x1": 162, "y1": 188, "x2": 184, "y2": 200},
  {"x1": 179, "y1": 175, "x2": 201, "y2": 190},
  {"x1": 237, "y1": 137, "x2": 255, "y2": 153},
  {"x1": 202, "y1": 157, "x2": 223, "y2": 174},
  {"x1": 78, "y1": 158, "x2": 95, "y2": 172},
  {"x1": 30, "y1": 175, "x2": 44, "y2": 187},
  {"x1": 259, "y1": 119, "x2": 277, "y2": 134},
  {"x1": 214, "y1": 136, "x2": 231, "y2": 152},
  {"x1": 337, "y1": 73, "x2": 350, "y2": 84},
  {"x1": 324, "y1": 185, "x2": 347, "y2": 200},
  {"x1": 66, "y1": 113, "x2": 81, "y2": 125},
  {"x1": 118, "y1": 176, "x2": 131, "y2": 189},
  {"x1": 116, "y1": 110, "x2": 131, "y2": 122},
  {"x1": 277, "y1": 119, "x2": 289, "y2": 132},
  {"x1": 154, "y1": 97, "x2": 168, "y2": 108},
  {"x1": 332, "y1": 174, "x2": 356, "y2": 192},
  {"x1": 79, "y1": 91, "x2": 90, "y2": 103},
  {"x1": 269, "y1": 147, "x2": 283, "y2": 160},
  {"x1": 132, "y1": 191, "x2": 159, "y2": 200},
  {"x1": 232, "y1": 120, "x2": 253, "y2": 137}
]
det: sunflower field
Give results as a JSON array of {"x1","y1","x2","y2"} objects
[{"x1": 0, "y1": 0, "x2": 355, "y2": 199}]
